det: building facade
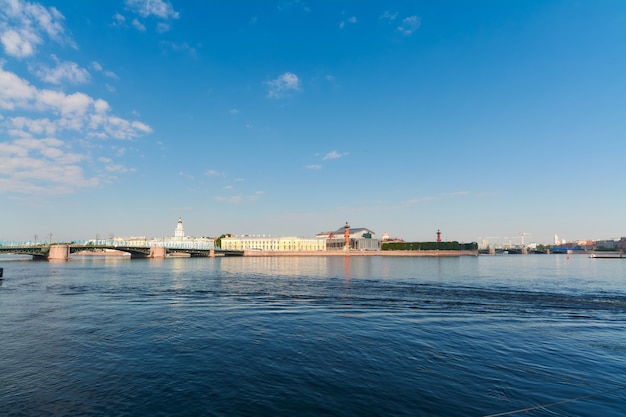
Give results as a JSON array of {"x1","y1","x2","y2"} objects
[
  {"x1": 316, "y1": 225, "x2": 382, "y2": 251},
  {"x1": 220, "y1": 236, "x2": 327, "y2": 252},
  {"x1": 120, "y1": 218, "x2": 214, "y2": 249}
]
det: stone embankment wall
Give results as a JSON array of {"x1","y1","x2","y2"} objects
[{"x1": 244, "y1": 250, "x2": 478, "y2": 257}]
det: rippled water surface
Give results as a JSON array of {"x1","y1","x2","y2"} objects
[{"x1": 1, "y1": 254, "x2": 625, "y2": 416}]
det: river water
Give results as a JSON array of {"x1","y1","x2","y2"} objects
[{"x1": 0, "y1": 254, "x2": 625, "y2": 416}]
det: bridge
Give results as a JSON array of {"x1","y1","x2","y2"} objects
[{"x1": 0, "y1": 243, "x2": 243, "y2": 261}]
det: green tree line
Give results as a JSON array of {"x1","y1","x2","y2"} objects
[{"x1": 382, "y1": 241, "x2": 478, "y2": 251}]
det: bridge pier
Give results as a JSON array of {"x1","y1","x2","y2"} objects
[
  {"x1": 148, "y1": 246, "x2": 167, "y2": 259},
  {"x1": 48, "y1": 245, "x2": 70, "y2": 261}
]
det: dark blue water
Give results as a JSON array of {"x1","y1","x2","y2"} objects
[{"x1": 1, "y1": 255, "x2": 625, "y2": 416}]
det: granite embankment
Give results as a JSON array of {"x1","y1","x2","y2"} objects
[{"x1": 243, "y1": 250, "x2": 478, "y2": 257}]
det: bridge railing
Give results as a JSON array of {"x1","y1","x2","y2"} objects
[
  {"x1": 1, "y1": 240, "x2": 217, "y2": 250},
  {"x1": 86, "y1": 240, "x2": 216, "y2": 250},
  {"x1": 0, "y1": 241, "x2": 51, "y2": 247}
]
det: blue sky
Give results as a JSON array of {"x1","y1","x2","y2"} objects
[{"x1": 1, "y1": 0, "x2": 625, "y2": 245}]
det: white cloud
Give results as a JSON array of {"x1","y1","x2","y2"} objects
[
  {"x1": 215, "y1": 195, "x2": 243, "y2": 203},
  {"x1": 37, "y1": 90, "x2": 93, "y2": 116},
  {"x1": 205, "y1": 169, "x2": 225, "y2": 177},
  {"x1": 0, "y1": 67, "x2": 152, "y2": 196},
  {"x1": 9, "y1": 116, "x2": 56, "y2": 136},
  {"x1": 132, "y1": 18, "x2": 146, "y2": 32},
  {"x1": 266, "y1": 72, "x2": 301, "y2": 99},
  {"x1": 380, "y1": 11, "x2": 398, "y2": 21},
  {"x1": 0, "y1": 0, "x2": 73, "y2": 58},
  {"x1": 0, "y1": 136, "x2": 97, "y2": 195},
  {"x1": 323, "y1": 151, "x2": 345, "y2": 160},
  {"x1": 0, "y1": 67, "x2": 37, "y2": 109},
  {"x1": 33, "y1": 55, "x2": 90, "y2": 84},
  {"x1": 156, "y1": 22, "x2": 170, "y2": 33},
  {"x1": 112, "y1": 12, "x2": 126, "y2": 26},
  {"x1": 91, "y1": 61, "x2": 118, "y2": 79},
  {"x1": 104, "y1": 164, "x2": 135, "y2": 173},
  {"x1": 249, "y1": 191, "x2": 264, "y2": 201},
  {"x1": 407, "y1": 196, "x2": 435, "y2": 204},
  {"x1": 339, "y1": 16, "x2": 356, "y2": 29},
  {"x1": 91, "y1": 61, "x2": 103, "y2": 71},
  {"x1": 397, "y1": 16, "x2": 421, "y2": 35},
  {"x1": 125, "y1": 0, "x2": 180, "y2": 19},
  {"x1": 229, "y1": 108, "x2": 239, "y2": 115},
  {"x1": 305, "y1": 164, "x2": 321, "y2": 170},
  {"x1": 215, "y1": 191, "x2": 264, "y2": 203},
  {"x1": 161, "y1": 41, "x2": 196, "y2": 55},
  {"x1": 178, "y1": 171, "x2": 194, "y2": 180},
  {"x1": 0, "y1": 29, "x2": 36, "y2": 57}
]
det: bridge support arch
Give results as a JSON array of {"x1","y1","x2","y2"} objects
[
  {"x1": 48, "y1": 245, "x2": 70, "y2": 261},
  {"x1": 149, "y1": 246, "x2": 167, "y2": 259}
]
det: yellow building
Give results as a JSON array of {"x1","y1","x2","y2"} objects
[{"x1": 220, "y1": 236, "x2": 326, "y2": 252}]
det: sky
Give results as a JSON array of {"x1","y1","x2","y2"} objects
[{"x1": 1, "y1": 0, "x2": 625, "y2": 245}]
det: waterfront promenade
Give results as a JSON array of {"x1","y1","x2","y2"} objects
[
  {"x1": 0, "y1": 243, "x2": 478, "y2": 261},
  {"x1": 243, "y1": 250, "x2": 478, "y2": 257}
]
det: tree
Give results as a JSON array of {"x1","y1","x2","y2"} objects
[{"x1": 215, "y1": 234, "x2": 231, "y2": 248}]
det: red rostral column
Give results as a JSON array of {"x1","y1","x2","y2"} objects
[
  {"x1": 344, "y1": 222, "x2": 350, "y2": 250},
  {"x1": 437, "y1": 229, "x2": 441, "y2": 242}
]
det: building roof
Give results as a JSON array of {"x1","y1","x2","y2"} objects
[{"x1": 316, "y1": 227, "x2": 375, "y2": 237}]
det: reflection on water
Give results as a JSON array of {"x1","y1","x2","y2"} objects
[{"x1": 0, "y1": 255, "x2": 625, "y2": 417}]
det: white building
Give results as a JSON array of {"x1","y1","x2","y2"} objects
[
  {"x1": 174, "y1": 217, "x2": 185, "y2": 242},
  {"x1": 121, "y1": 218, "x2": 214, "y2": 249},
  {"x1": 316, "y1": 225, "x2": 381, "y2": 251},
  {"x1": 220, "y1": 235, "x2": 326, "y2": 252}
]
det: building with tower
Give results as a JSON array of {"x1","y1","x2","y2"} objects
[
  {"x1": 174, "y1": 217, "x2": 185, "y2": 242},
  {"x1": 121, "y1": 217, "x2": 214, "y2": 249},
  {"x1": 316, "y1": 224, "x2": 381, "y2": 251},
  {"x1": 220, "y1": 223, "x2": 381, "y2": 252}
]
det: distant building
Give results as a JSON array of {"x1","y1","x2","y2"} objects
[
  {"x1": 381, "y1": 232, "x2": 404, "y2": 243},
  {"x1": 316, "y1": 225, "x2": 381, "y2": 251},
  {"x1": 593, "y1": 238, "x2": 621, "y2": 251},
  {"x1": 220, "y1": 224, "x2": 382, "y2": 252},
  {"x1": 220, "y1": 235, "x2": 326, "y2": 252},
  {"x1": 123, "y1": 218, "x2": 214, "y2": 249},
  {"x1": 174, "y1": 217, "x2": 185, "y2": 242}
]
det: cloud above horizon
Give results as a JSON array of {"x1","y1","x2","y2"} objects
[
  {"x1": 266, "y1": 72, "x2": 301, "y2": 99},
  {"x1": 0, "y1": 65, "x2": 151, "y2": 195},
  {"x1": 322, "y1": 150, "x2": 346, "y2": 160},
  {"x1": 0, "y1": 0, "x2": 153, "y2": 197},
  {"x1": 0, "y1": 0, "x2": 74, "y2": 58},
  {"x1": 397, "y1": 16, "x2": 421, "y2": 35},
  {"x1": 32, "y1": 55, "x2": 91, "y2": 84},
  {"x1": 125, "y1": 0, "x2": 179, "y2": 20}
]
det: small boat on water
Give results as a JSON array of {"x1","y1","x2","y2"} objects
[{"x1": 590, "y1": 252, "x2": 625, "y2": 259}]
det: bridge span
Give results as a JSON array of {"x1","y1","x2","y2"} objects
[{"x1": 0, "y1": 244, "x2": 243, "y2": 261}]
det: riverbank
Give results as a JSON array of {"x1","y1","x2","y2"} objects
[{"x1": 243, "y1": 250, "x2": 478, "y2": 257}]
